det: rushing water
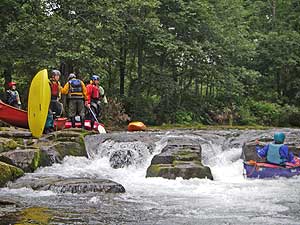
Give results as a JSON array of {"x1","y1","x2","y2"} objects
[{"x1": 1, "y1": 129, "x2": 300, "y2": 225}]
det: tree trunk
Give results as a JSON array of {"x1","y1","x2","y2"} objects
[
  {"x1": 269, "y1": 0, "x2": 276, "y2": 30},
  {"x1": 200, "y1": 79, "x2": 203, "y2": 97},
  {"x1": 137, "y1": 36, "x2": 144, "y2": 84},
  {"x1": 119, "y1": 38, "x2": 127, "y2": 97},
  {"x1": 209, "y1": 75, "x2": 214, "y2": 97},
  {"x1": 60, "y1": 61, "x2": 74, "y2": 84},
  {"x1": 195, "y1": 78, "x2": 199, "y2": 96},
  {"x1": 205, "y1": 75, "x2": 209, "y2": 97},
  {"x1": 276, "y1": 72, "x2": 281, "y2": 97},
  {"x1": 107, "y1": 58, "x2": 113, "y2": 94}
]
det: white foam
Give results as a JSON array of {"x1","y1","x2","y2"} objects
[
  {"x1": 5, "y1": 135, "x2": 300, "y2": 223},
  {"x1": 0, "y1": 187, "x2": 56, "y2": 197}
]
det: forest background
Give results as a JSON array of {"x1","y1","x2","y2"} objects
[{"x1": 1, "y1": 0, "x2": 300, "y2": 127}]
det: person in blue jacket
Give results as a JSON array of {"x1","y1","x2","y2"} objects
[{"x1": 255, "y1": 132, "x2": 295, "y2": 165}]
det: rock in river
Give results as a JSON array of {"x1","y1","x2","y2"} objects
[
  {"x1": 146, "y1": 137, "x2": 213, "y2": 180},
  {"x1": 9, "y1": 176, "x2": 125, "y2": 194}
]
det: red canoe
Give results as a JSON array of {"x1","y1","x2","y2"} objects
[
  {"x1": 0, "y1": 101, "x2": 29, "y2": 128},
  {"x1": 0, "y1": 101, "x2": 103, "y2": 132}
]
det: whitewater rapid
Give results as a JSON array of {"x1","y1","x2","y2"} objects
[{"x1": 1, "y1": 130, "x2": 300, "y2": 224}]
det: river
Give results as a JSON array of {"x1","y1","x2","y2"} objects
[{"x1": 0, "y1": 129, "x2": 300, "y2": 225}]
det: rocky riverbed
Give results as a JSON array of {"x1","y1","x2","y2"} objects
[
  {"x1": 1, "y1": 127, "x2": 300, "y2": 224},
  {"x1": 0, "y1": 127, "x2": 125, "y2": 194}
]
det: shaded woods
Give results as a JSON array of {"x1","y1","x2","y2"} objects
[{"x1": 1, "y1": 0, "x2": 300, "y2": 126}]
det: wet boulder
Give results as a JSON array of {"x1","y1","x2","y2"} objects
[
  {"x1": 38, "y1": 129, "x2": 88, "y2": 167},
  {"x1": 42, "y1": 178, "x2": 125, "y2": 194},
  {"x1": 242, "y1": 141, "x2": 265, "y2": 162},
  {"x1": 0, "y1": 138, "x2": 18, "y2": 153},
  {"x1": 9, "y1": 176, "x2": 125, "y2": 194},
  {"x1": 85, "y1": 134, "x2": 156, "y2": 169},
  {"x1": 146, "y1": 137, "x2": 213, "y2": 180},
  {"x1": 107, "y1": 141, "x2": 152, "y2": 169},
  {"x1": 109, "y1": 149, "x2": 135, "y2": 169},
  {"x1": 0, "y1": 149, "x2": 41, "y2": 172},
  {"x1": 39, "y1": 141, "x2": 87, "y2": 167},
  {"x1": 0, "y1": 128, "x2": 32, "y2": 139},
  {"x1": 0, "y1": 161, "x2": 24, "y2": 187}
]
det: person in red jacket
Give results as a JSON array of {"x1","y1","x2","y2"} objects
[{"x1": 86, "y1": 75, "x2": 107, "y2": 129}]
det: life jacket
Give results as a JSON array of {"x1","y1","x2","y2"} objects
[
  {"x1": 6, "y1": 90, "x2": 18, "y2": 105},
  {"x1": 267, "y1": 143, "x2": 285, "y2": 165},
  {"x1": 50, "y1": 80, "x2": 60, "y2": 97},
  {"x1": 91, "y1": 85, "x2": 100, "y2": 100},
  {"x1": 69, "y1": 79, "x2": 83, "y2": 95}
]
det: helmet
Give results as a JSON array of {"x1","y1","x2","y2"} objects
[
  {"x1": 68, "y1": 73, "x2": 76, "y2": 80},
  {"x1": 51, "y1": 69, "x2": 61, "y2": 77},
  {"x1": 274, "y1": 132, "x2": 285, "y2": 144},
  {"x1": 8, "y1": 82, "x2": 16, "y2": 88},
  {"x1": 91, "y1": 75, "x2": 100, "y2": 81}
]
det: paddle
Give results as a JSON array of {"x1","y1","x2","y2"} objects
[{"x1": 86, "y1": 106, "x2": 106, "y2": 133}]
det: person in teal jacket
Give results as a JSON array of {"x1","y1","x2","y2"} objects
[{"x1": 256, "y1": 132, "x2": 295, "y2": 165}]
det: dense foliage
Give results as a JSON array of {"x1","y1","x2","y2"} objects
[{"x1": 1, "y1": 0, "x2": 300, "y2": 126}]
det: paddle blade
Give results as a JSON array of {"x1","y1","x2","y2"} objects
[{"x1": 97, "y1": 124, "x2": 106, "y2": 134}]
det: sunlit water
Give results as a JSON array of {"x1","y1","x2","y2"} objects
[{"x1": 1, "y1": 130, "x2": 300, "y2": 225}]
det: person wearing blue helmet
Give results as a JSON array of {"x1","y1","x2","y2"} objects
[{"x1": 255, "y1": 132, "x2": 295, "y2": 165}]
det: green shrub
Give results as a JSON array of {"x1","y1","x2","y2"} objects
[
  {"x1": 124, "y1": 95, "x2": 160, "y2": 125},
  {"x1": 174, "y1": 110, "x2": 194, "y2": 124},
  {"x1": 249, "y1": 101, "x2": 281, "y2": 126},
  {"x1": 236, "y1": 105, "x2": 257, "y2": 125},
  {"x1": 278, "y1": 105, "x2": 300, "y2": 127}
]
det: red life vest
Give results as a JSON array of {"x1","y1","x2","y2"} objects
[
  {"x1": 91, "y1": 85, "x2": 100, "y2": 99},
  {"x1": 51, "y1": 81, "x2": 59, "y2": 97}
]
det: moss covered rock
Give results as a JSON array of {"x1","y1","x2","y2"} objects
[
  {"x1": 147, "y1": 162, "x2": 213, "y2": 180},
  {"x1": 0, "y1": 149, "x2": 41, "y2": 172},
  {"x1": 0, "y1": 138, "x2": 18, "y2": 153},
  {"x1": 146, "y1": 137, "x2": 213, "y2": 180},
  {"x1": 0, "y1": 161, "x2": 24, "y2": 187},
  {"x1": 15, "y1": 207, "x2": 52, "y2": 225}
]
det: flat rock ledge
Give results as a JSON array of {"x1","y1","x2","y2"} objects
[
  {"x1": 146, "y1": 137, "x2": 213, "y2": 180},
  {"x1": 9, "y1": 177, "x2": 125, "y2": 194}
]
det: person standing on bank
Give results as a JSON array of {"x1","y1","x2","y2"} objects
[
  {"x1": 61, "y1": 73, "x2": 88, "y2": 129},
  {"x1": 49, "y1": 69, "x2": 63, "y2": 117},
  {"x1": 6, "y1": 81, "x2": 21, "y2": 109},
  {"x1": 86, "y1": 75, "x2": 108, "y2": 129}
]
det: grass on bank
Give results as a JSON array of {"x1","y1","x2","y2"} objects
[{"x1": 147, "y1": 123, "x2": 271, "y2": 131}]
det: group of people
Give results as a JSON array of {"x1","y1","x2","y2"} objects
[
  {"x1": 46, "y1": 70, "x2": 107, "y2": 132},
  {"x1": 5, "y1": 69, "x2": 107, "y2": 132}
]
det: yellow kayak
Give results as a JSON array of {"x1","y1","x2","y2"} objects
[{"x1": 28, "y1": 69, "x2": 50, "y2": 138}]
